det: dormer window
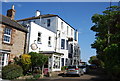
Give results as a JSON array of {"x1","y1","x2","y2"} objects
[
  {"x1": 3, "y1": 27, "x2": 12, "y2": 43},
  {"x1": 47, "y1": 19, "x2": 50, "y2": 27}
]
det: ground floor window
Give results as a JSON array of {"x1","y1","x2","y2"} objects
[
  {"x1": 0, "y1": 53, "x2": 9, "y2": 67},
  {"x1": 65, "y1": 58, "x2": 68, "y2": 66},
  {"x1": 53, "y1": 56, "x2": 60, "y2": 69},
  {"x1": 61, "y1": 58, "x2": 64, "y2": 66}
]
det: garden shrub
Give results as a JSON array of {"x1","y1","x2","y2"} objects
[
  {"x1": 2, "y1": 64, "x2": 23, "y2": 80},
  {"x1": 21, "y1": 54, "x2": 31, "y2": 74},
  {"x1": 33, "y1": 74, "x2": 41, "y2": 80},
  {"x1": 14, "y1": 54, "x2": 31, "y2": 75},
  {"x1": 61, "y1": 66, "x2": 67, "y2": 70}
]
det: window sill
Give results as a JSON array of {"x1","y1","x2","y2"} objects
[
  {"x1": 61, "y1": 48, "x2": 65, "y2": 50},
  {"x1": 37, "y1": 42, "x2": 42, "y2": 44},
  {"x1": 2, "y1": 41, "x2": 12, "y2": 45},
  {"x1": 48, "y1": 45, "x2": 52, "y2": 47}
]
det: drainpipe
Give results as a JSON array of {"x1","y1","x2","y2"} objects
[{"x1": 26, "y1": 22, "x2": 31, "y2": 53}]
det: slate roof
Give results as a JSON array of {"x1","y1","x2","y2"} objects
[
  {"x1": 0, "y1": 14, "x2": 28, "y2": 32},
  {"x1": 17, "y1": 14, "x2": 57, "y2": 22},
  {"x1": 17, "y1": 14, "x2": 75, "y2": 30}
]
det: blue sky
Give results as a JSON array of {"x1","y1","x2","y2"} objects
[{"x1": 1, "y1": 2, "x2": 119, "y2": 63}]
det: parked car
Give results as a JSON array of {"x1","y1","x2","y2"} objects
[
  {"x1": 66, "y1": 65, "x2": 83, "y2": 76},
  {"x1": 79, "y1": 65, "x2": 88, "y2": 73}
]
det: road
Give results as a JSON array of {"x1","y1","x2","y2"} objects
[
  {"x1": 10, "y1": 69, "x2": 107, "y2": 81},
  {"x1": 37, "y1": 72, "x2": 106, "y2": 81},
  {"x1": 10, "y1": 73, "x2": 106, "y2": 81}
]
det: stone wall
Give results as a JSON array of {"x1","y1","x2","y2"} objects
[{"x1": 0, "y1": 24, "x2": 26, "y2": 61}]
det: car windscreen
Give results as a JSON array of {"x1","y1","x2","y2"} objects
[{"x1": 68, "y1": 66, "x2": 77, "y2": 69}]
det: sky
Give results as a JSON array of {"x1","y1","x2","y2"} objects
[{"x1": 1, "y1": 1, "x2": 119, "y2": 63}]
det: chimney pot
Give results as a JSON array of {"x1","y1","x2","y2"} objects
[
  {"x1": 7, "y1": 5, "x2": 16, "y2": 20},
  {"x1": 12, "y1": 5, "x2": 14, "y2": 10},
  {"x1": 35, "y1": 10, "x2": 40, "y2": 17}
]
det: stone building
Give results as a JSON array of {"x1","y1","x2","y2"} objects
[{"x1": 0, "y1": 5, "x2": 27, "y2": 71}]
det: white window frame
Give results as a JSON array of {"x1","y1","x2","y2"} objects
[
  {"x1": 0, "y1": 54, "x2": 9, "y2": 67},
  {"x1": 48, "y1": 36, "x2": 51, "y2": 47},
  {"x1": 71, "y1": 29, "x2": 73, "y2": 36},
  {"x1": 37, "y1": 32, "x2": 42, "y2": 44},
  {"x1": 67, "y1": 26, "x2": 69, "y2": 35},
  {"x1": 61, "y1": 22, "x2": 63, "y2": 30},
  {"x1": 3, "y1": 28, "x2": 12, "y2": 43}
]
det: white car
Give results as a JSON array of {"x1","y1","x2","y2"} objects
[{"x1": 66, "y1": 65, "x2": 83, "y2": 76}]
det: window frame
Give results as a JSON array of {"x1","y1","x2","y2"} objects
[
  {"x1": 37, "y1": 32, "x2": 42, "y2": 44},
  {"x1": 3, "y1": 27, "x2": 12, "y2": 44},
  {"x1": 67, "y1": 26, "x2": 69, "y2": 35},
  {"x1": 48, "y1": 36, "x2": 52, "y2": 47},
  {"x1": 66, "y1": 40, "x2": 68, "y2": 50},
  {"x1": 61, "y1": 39, "x2": 65, "y2": 49},
  {"x1": 61, "y1": 22, "x2": 63, "y2": 30},
  {"x1": 71, "y1": 29, "x2": 73, "y2": 36},
  {"x1": 47, "y1": 19, "x2": 51, "y2": 27}
]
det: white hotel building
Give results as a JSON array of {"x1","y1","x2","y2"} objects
[{"x1": 17, "y1": 10, "x2": 80, "y2": 71}]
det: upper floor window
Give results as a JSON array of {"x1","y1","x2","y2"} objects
[
  {"x1": 37, "y1": 32, "x2": 42, "y2": 44},
  {"x1": 71, "y1": 29, "x2": 73, "y2": 36},
  {"x1": 67, "y1": 26, "x2": 69, "y2": 35},
  {"x1": 61, "y1": 39, "x2": 65, "y2": 49},
  {"x1": 74, "y1": 30, "x2": 77, "y2": 41},
  {"x1": 3, "y1": 27, "x2": 12, "y2": 43},
  {"x1": 61, "y1": 22, "x2": 63, "y2": 30},
  {"x1": 47, "y1": 19, "x2": 51, "y2": 27},
  {"x1": 48, "y1": 36, "x2": 51, "y2": 47},
  {"x1": 66, "y1": 40, "x2": 68, "y2": 50}
]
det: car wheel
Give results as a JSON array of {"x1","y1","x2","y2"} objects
[
  {"x1": 81, "y1": 72, "x2": 84, "y2": 75},
  {"x1": 78, "y1": 73, "x2": 81, "y2": 77}
]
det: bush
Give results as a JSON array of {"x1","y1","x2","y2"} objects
[
  {"x1": 14, "y1": 54, "x2": 31, "y2": 75},
  {"x1": 33, "y1": 74, "x2": 41, "y2": 80},
  {"x1": 21, "y1": 54, "x2": 31, "y2": 74},
  {"x1": 2, "y1": 64, "x2": 23, "y2": 80},
  {"x1": 61, "y1": 66, "x2": 67, "y2": 70}
]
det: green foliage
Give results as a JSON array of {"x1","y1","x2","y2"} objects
[
  {"x1": 33, "y1": 74, "x2": 41, "y2": 80},
  {"x1": 21, "y1": 54, "x2": 31, "y2": 74},
  {"x1": 88, "y1": 56, "x2": 103, "y2": 67},
  {"x1": 91, "y1": 5, "x2": 120, "y2": 78},
  {"x1": 61, "y1": 66, "x2": 67, "y2": 70},
  {"x1": 2, "y1": 64, "x2": 23, "y2": 80},
  {"x1": 14, "y1": 54, "x2": 31, "y2": 75},
  {"x1": 29, "y1": 52, "x2": 48, "y2": 67}
]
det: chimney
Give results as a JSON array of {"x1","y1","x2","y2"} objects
[
  {"x1": 7, "y1": 5, "x2": 16, "y2": 20},
  {"x1": 35, "y1": 10, "x2": 40, "y2": 17}
]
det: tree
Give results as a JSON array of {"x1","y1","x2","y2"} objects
[
  {"x1": 91, "y1": 6, "x2": 120, "y2": 78},
  {"x1": 88, "y1": 56, "x2": 102, "y2": 67},
  {"x1": 29, "y1": 52, "x2": 48, "y2": 68},
  {"x1": 29, "y1": 52, "x2": 48, "y2": 77}
]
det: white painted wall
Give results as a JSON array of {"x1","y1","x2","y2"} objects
[
  {"x1": 18, "y1": 14, "x2": 80, "y2": 67},
  {"x1": 56, "y1": 17, "x2": 77, "y2": 66},
  {"x1": 29, "y1": 22, "x2": 56, "y2": 53}
]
